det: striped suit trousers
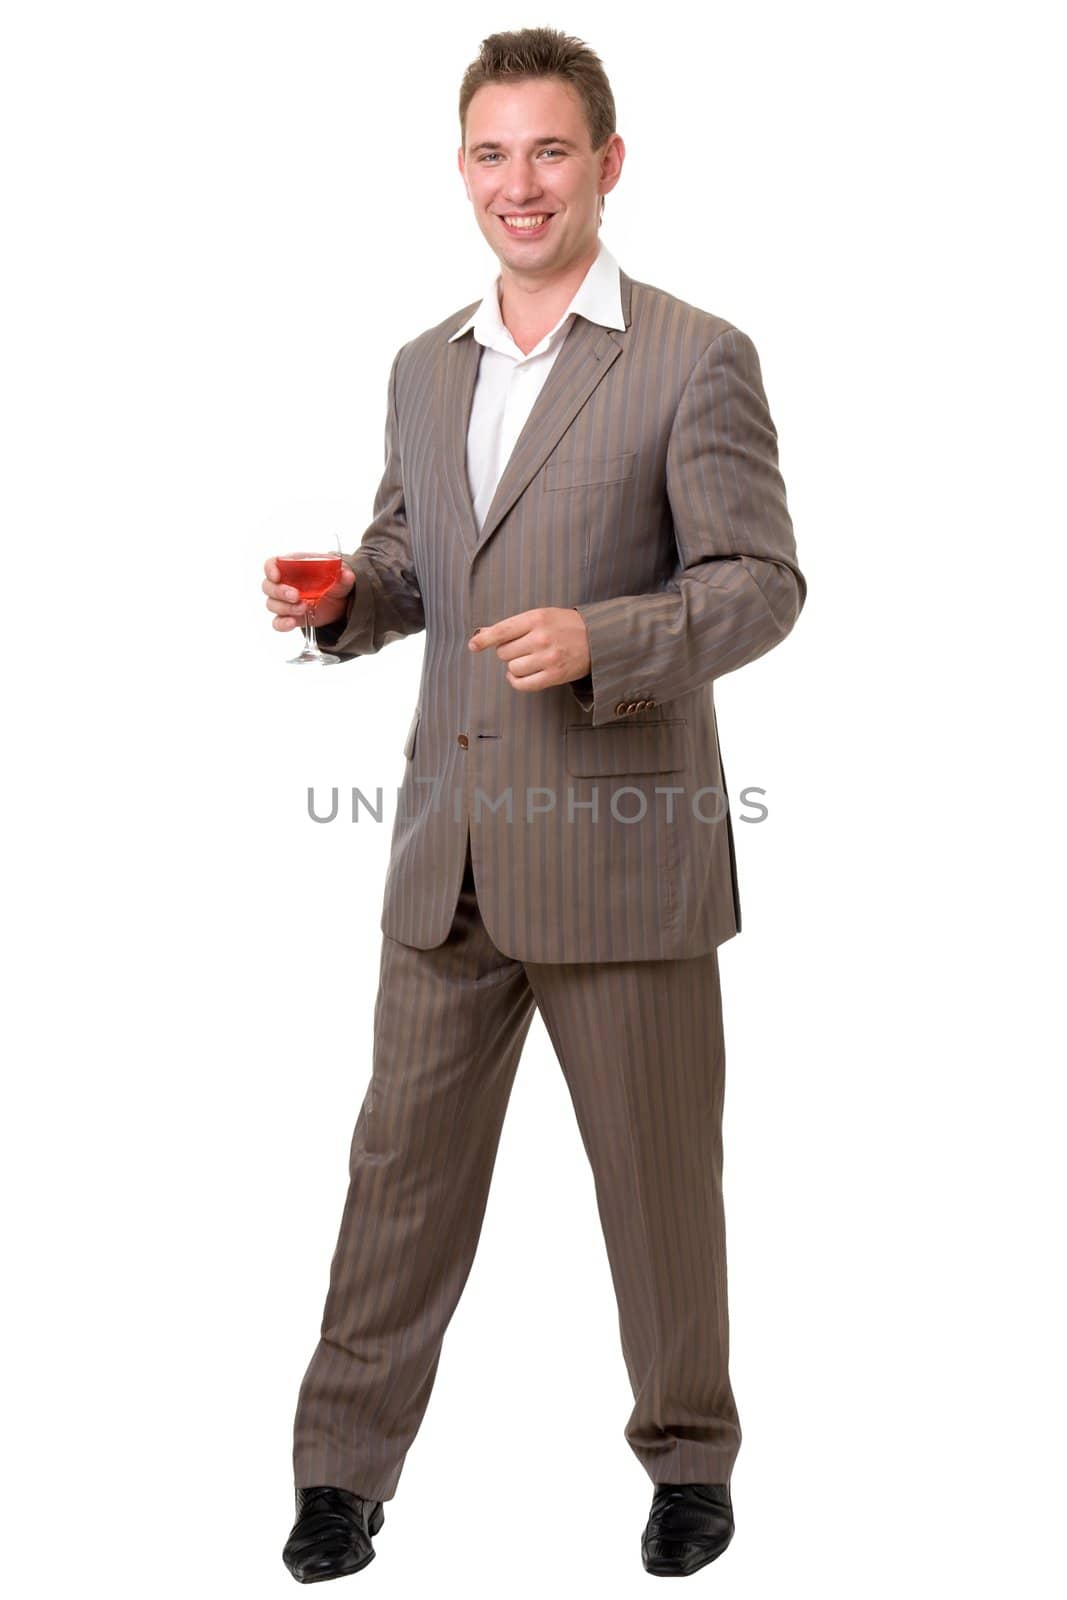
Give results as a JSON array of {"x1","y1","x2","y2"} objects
[{"x1": 292, "y1": 833, "x2": 741, "y2": 1500}]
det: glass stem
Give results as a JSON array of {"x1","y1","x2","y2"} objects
[{"x1": 305, "y1": 604, "x2": 319, "y2": 657}]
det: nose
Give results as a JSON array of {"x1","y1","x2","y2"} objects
[{"x1": 503, "y1": 156, "x2": 544, "y2": 206}]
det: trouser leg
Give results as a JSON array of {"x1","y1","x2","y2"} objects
[
  {"x1": 292, "y1": 845, "x2": 537, "y2": 1502},
  {"x1": 524, "y1": 949, "x2": 741, "y2": 1485}
]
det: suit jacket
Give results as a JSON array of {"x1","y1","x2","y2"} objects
[{"x1": 318, "y1": 266, "x2": 806, "y2": 962}]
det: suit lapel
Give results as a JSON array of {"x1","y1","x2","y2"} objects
[{"x1": 436, "y1": 268, "x2": 634, "y2": 563}]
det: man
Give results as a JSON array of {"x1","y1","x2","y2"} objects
[{"x1": 267, "y1": 27, "x2": 805, "y2": 1582}]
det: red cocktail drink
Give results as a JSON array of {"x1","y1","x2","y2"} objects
[
  {"x1": 276, "y1": 554, "x2": 342, "y2": 605},
  {"x1": 276, "y1": 542, "x2": 344, "y2": 666}
]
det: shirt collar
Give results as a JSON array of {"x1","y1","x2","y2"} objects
[{"x1": 447, "y1": 237, "x2": 625, "y2": 354}]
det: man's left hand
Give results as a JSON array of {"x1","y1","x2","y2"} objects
[{"x1": 468, "y1": 606, "x2": 591, "y2": 693}]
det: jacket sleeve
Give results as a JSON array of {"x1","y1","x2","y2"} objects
[
  {"x1": 568, "y1": 326, "x2": 805, "y2": 723},
  {"x1": 315, "y1": 345, "x2": 425, "y2": 660}
]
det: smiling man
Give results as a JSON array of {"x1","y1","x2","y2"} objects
[{"x1": 270, "y1": 26, "x2": 805, "y2": 1584}]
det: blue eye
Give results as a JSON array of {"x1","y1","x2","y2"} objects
[{"x1": 478, "y1": 148, "x2": 566, "y2": 162}]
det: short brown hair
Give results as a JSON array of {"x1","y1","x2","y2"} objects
[{"x1": 459, "y1": 27, "x2": 617, "y2": 221}]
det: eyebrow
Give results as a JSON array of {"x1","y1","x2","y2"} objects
[{"x1": 469, "y1": 136, "x2": 579, "y2": 154}]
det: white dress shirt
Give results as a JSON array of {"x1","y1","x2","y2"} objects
[{"x1": 447, "y1": 238, "x2": 626, "y2": 531}]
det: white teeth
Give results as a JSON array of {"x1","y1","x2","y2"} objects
[{"x1": 503, "y1": 214, "x2": 549, "y2": 228}]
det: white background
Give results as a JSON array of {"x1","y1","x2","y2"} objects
[{"x1": 3, "y1": 2, "x2": 1063, "y2": 1594}]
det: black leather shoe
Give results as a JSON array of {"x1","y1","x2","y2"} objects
[
  {"x1": 282, "y1": 1485, "x2": 386, "y2": 1583},
  {"x1": 641, "y1": 1482, "x2": 734, "y2": 1577}
]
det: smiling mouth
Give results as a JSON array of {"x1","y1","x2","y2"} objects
[{"x1": 498, "y1": 212, "x2": 555, "y2": 233}]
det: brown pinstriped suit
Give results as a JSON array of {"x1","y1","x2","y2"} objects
[{"x1": 293, "y1": 264, "x2": 805, "y2": 1502}]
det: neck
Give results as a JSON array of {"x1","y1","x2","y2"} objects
[{"x1": 498, "y1": 240, "x2": 599, "y2": 353}]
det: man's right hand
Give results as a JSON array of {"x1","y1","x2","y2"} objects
[{"x1": 262, "y1": 557, "x2": 356, "y2": 632}]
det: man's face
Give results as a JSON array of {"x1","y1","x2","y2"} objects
[{"x1": 458, "y1": 77, "x2": 623, "y2": 281}]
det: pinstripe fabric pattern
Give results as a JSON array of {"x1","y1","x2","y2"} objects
[
  {"x1": 293, "y1": 839, "x2": 740, "y2": 1501},
  {"x1": 316, "y1": 265, "x2": 805, "y2": 962}
]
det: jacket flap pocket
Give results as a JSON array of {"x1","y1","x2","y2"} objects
[
  {"x1": 543, "y1": 450, "x2": 636, "y2": 491},
  {"x1": 403, "y1": 706, "x2": 420, "y2": 761},
  {"x1": 565, "y1": 718, "x2": 687, "y2": 777}
]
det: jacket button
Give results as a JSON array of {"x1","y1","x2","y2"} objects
[
  {"x1": 457, "y1": 733, "x2": 469, "y2": 749},
  {"x1": 614, "y1": 701, "x2": 627, "y2": 716},
  {"x1": 646, "y1": 699, "x2": 657, "y2": 707}
]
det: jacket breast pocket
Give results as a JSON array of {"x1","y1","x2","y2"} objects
[
  {"x1": 564, "y1": 718, "x2": 688, "y2": 777},
  {"x1": 403, "y1": 706, "x2": 420, "y2": 761},
  {"x1": 543, "y1": 450, "x2": 636, "y2": 492}
]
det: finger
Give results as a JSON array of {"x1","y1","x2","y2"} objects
[
  {"x1": 262, "y1": 577, "x2": 305, "y2": 602},
  {"x1": 264, "y1": 558, "x2": 281, "y2": 581},
  {"x1": 489, "y1": 634, "x2": 537, "y2": 665},
  {"x1": 272, "y1": 614, "x2": 304, "y2": 632},
  {"x1": 265, "y1": 595, "x2": 308, "y2": 616},
  {"x1": 264, "y1": 587, "x2": 307, "y2": 610},
  {"x1": 499, "y1": 647, "x2": 540, "y2": 677},
  {"x1": 469, "y1": 611, "x2": 535, "y2": 650},
  {"x1": 471, "y1": 626, "x2": 532, "y2": 655},
  {"x1": 505, "y1": 665, "x2": 556, "y2": 692},
  {"x1": 262, "y1": 576, "x2": 303, "y2": 601}
]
